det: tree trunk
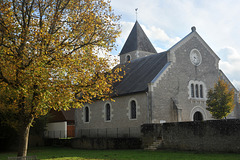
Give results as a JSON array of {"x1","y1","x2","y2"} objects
[{"x1": 17, "y1": 117, "x2": 34, "y2": 157}]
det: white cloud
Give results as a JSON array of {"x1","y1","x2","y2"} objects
[
  {"x1": 218, "y1": 47, "x2": 240, "y2": 89},
  {"x1": 218, "y1": 47, "x2": 240, "y2": 73},
  {"x1": 144, "y1": 26, "x2": 170, "y2": 42},
  {"x1": 118, "y1": 21, "x2": 134, "y2": 46},
  {"x1": 232, "y1": 80, "x2": 240, "y2": 90},
  {"x1": 219, "y1": 61, "x2": 234, "y2": 75},
  {"x1": 111, "y1": 21, "x2": 134, "y2": 55},
  {"x1": 155, "y1": 47, "x2": 165, "y2": 53},
  {"x1": 142, "y1": 25, "x2": 181, "y2": 49},
  {"x1": 95, "y1": 47, "x2": 119, "y2": 68}
]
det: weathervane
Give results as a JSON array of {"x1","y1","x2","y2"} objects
[{"x1": 135, "y1": 8, "x2": 138, "y2": 21}]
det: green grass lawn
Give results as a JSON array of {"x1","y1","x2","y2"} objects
[{"x1": 1, "y1": 147, "x2": 240, "y2": 160}]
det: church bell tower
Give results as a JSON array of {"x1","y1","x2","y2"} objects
[{"x1": 119, "y1": 21, "x2": 157, "y2": 64}]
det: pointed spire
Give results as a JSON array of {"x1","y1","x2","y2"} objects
[
  {"x1": 135, "y1": 8, "x2": 138, "y2": 21},
  {"x1": 119, "y1": 21, "x2": 157, "y2": 55}
]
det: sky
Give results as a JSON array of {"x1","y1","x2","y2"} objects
[{"x1": 109, "y1": 0, "x2": 240, "y2": 90}]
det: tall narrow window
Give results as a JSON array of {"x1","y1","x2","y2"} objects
[
  {"x1": 85, "y1": 107, "x2": 89, "y2": 122},
  {"x1": 195, "y1": 84, "x2": 199, "y2": 98},
  {"x1": 131, "y1": 100, "x2": 137, "y2": 119},
  {"x1": 105, "y1": 103, "x2": 111, "y2": 121},
  {"x1": 127, "y1": 55, "x2": 131, "y2": 62},
  {"x1": 188, "y1": 81, "x2": 205, "y2": 99},
  {"x1": 191, "y1": 83, "x2": 195, "y2": 98},
  {"x1": 200, "y1": 85, "x2": 203, "y2": 98}
]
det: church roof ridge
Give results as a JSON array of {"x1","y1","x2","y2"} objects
[
  {"x1": 123, "y1": 50, "x2": 168, "y2": 64},
  {"x1": 119, "y1": 21, "x2": 157, "y2": 55}
]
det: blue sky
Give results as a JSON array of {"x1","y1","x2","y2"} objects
[{"x1": 110, "y1": 0, "x2": 240, "y2": 89}]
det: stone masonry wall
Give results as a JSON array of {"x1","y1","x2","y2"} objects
[
  {"x1": 72, "y1": 137, "x2": 142, "y2": 149},
  {"x1": 141, "y1": 119, "x2": 240, "y2": 152},
  {"x1": 151, "y1": 35, "x2": 218, "y2": 123},
  {"x1": 75, "y1": 92, "x2": 148, "y2": 138}
]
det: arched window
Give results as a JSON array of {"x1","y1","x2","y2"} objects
[
  {"x1": 188, "y1": 81, "x2": 206, "y2": 100},
  {"x1": 105, "y1": 103, "x2": 111, "y2": 121},
  {"x1": 193, "y1": 111, "x2": 203, "y2": 121},
  {"x1": 191, "y1": 83, "x2": 194, "y2": 98},
  {"x1": 195, "y1": 84, "x2": 199, "y2": 98},
  {"x1": 85, "y1": 106, "x2": 89, "y2": 122},
  {"x1": 126, "y1": 55, "x2": 131, "y2": 62},
  {"x1": 200, "y1": 85, "x2": 203, "y2": 98},
  {"x1": 130, "y1": 100, "x2": 137, "y2": 119}
]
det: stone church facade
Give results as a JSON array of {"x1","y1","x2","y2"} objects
[{"x1": 75, "y1": 21, "x2": 240, "y2": 137}]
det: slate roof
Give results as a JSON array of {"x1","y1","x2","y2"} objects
[
  {"x1": 113, "y1": 51, "x2": 168, "y2": 96},
  {"x1": 62, "y1": 109, "x2": 75, "y2": 121},
  {"x1": 49, "y1": 108, "x2": 75, "y2": 123},
  {"x1": 119, "y1": 21, "x2": 157, "y2": 55}
]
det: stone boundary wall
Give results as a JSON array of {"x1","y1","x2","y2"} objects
[
  {"x1": 141, "y1": 123, "x2": 163, "y2": 148},
  {"x1": 141, "y1": 119, "x2": 240, "y2": 152}
]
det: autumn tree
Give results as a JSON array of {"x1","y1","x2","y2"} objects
[
  {"x1": 0, "y1": 0, "x2": 122, "y2": 156},
  {"x1": 206, "y1": 79, "x2": 235, "y2": 119}
]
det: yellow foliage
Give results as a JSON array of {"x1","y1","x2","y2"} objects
[
  {"x1": 206, "y1": 79, "x2": 235, "y2": 119},
  {"x1": 0, "y1": 0, "x2": 121, "y2": 120}
]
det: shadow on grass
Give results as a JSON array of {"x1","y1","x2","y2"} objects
[{"x1": 1, "y1": 147, "x2": 240, "y2": 160}]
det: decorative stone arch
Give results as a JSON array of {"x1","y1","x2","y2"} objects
[
  {"x1": 190, "y1": 106, "x2": 206, "y2": 121},
  {"x1": 102, "y1": 102, "x2": 114, "y2": 122},
  {"x1": 82, "y1": 105, "x2": 91, "y2": 123},
  {"x1": 127, "y1": 97, "x2": 140, "y2": 120}
]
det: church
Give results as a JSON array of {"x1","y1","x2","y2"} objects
[{"x1": 75, "y1": 21, "x2": 240, "y2": 138}]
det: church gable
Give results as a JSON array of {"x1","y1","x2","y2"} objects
[
  {"x1": 148, "y1": 27, "x2": 225, "y2": 122},
  {"x1": 173, "y1": 36, "x2": 219, "y2": 72},
  {"x1": 168, "y1": 27, "x2": 220, "y2": 69},
  {"x1": 149, "y1": 27, "x2": 220, "y2": 93}
]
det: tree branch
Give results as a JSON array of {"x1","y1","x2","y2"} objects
[{"x1": 0, "y1": 67, "x2": 16, "y2": 88}]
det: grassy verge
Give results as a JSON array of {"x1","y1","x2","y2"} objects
[{"x1": 0, "y1": 147, "x2": 240, "y2": 160}]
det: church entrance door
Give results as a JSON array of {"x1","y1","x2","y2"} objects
[{"x1": 193, "y1": 111, "x2": 203, "y2": 121}]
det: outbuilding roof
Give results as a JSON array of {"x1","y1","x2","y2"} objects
[{"x1": 48, "y1": 108, "x2": 75, "y2": 123}]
